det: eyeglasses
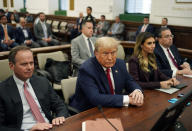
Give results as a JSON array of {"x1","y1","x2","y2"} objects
[{"x1": 162, "y1": 35, "x2": 174, "y2": 38}]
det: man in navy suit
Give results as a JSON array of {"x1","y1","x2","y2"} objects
[
  {"x1": 0, "y1": 46, "x2": 69, "y2": 131},
  {"x1": 15, "y1": 17, "x2": 40, "y2": 48},
  {"x1": 154, "y1": 28, "x2": 192, "y2": 78},
  {"x1": 0, "y1": 15, "x2": 18, "y2": 51},
  {"x1": 70, "y1": 37, "x2": 144, "y2": 112},
  {"x1": 136, "y1": 16, "x2": 154, "y2": 37}
]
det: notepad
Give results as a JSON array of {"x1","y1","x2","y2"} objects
[
  {"x1": 82, "y1": 118, "x2": 124, "y2": 131},
  {"x1": 156, "y1": 88, "x2": 179, "y2": 94}
]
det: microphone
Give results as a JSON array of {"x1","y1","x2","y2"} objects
[{"x1": 97, "y1": 105, "x2": 119, "y2": 131}]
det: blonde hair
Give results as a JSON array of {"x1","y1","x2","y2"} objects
[
  {"x1": 94, "y1": 37, "x2": 119, "y2": 52},
  {"x1": 133, "y1": 32, "x2": 157, "y2": 72}
]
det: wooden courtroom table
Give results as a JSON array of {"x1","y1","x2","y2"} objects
[{"x1": 50, "y1": 75, "x2": 192, "y2": 131}]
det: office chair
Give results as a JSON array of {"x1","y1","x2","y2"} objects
[{"x1": 0, "y1": 59, "x2": 13, "y2": 82}]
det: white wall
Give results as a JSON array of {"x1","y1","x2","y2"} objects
[
  {"x1": 67, "y1": 0, "x2": 125, "y2": 20},
  {"x1": 26, "y1": 0, "x2": 58, "y2": 14},
  {"x1": 0, "y1": 0, "x2": 3, "y2": 9},
  {"x1": 150, "y1": 0, "x2": 192, "y2": 27},
  {"x1": 0, "y1": 0, "x2": 23, "y2": 11}
]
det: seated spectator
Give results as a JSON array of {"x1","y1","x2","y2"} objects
[
  {"x1": 136, "y1": 16, "x2": 154, "y2": 37},
  {"x1": 155, "y1": 18, "x2": 170, "y2": 38},
  {"x1": 15, "y1": 17, "x2": 40, "y2": 48},
  {"x1": 25, "y1": 12, "x2": 34, "y2": 23},
  {"x1": 71, "y1": 20, "x2": 97, "y2": 69},
  {"x1": 13, "y1": 10, "x2": 20, "y2": 23},
  {"x1": 96, "y1": 15, "x2": 110, "y2": 37},
  {"x1": 0, "y1": 15, "x2": 18, "y2": 51},
  {"x1": 70, "y1": 37, "x2": 144, "y2": 112},
  {"x1": 154, "y1": 28, "x2": 192, "y2": 78},
  {"x1": 129, "y1": 32, "x2": 179, "y2": 89},
  {"x1": 0, "y1": 9, "x2": 5, "y2": 16},
  {"x1": 70, "y1": 12, "x2": 84, "y2": 40},
  {"x1": 4, "y1": 9, "x2": 11, "y2": 21},
  {"x1": 0, "y1": 46, "x2": 69, "y2": 131},
  {"x1": 107, "y1": 16, "x2": 125, "y2": 40},
  {"x1": 8, "y1": 13, "x2": 17, "y2": 24},
  {"x1": 83, "y1": 6, "x2": 96, "y2": 30},
  {"x1": 34, "y1": 12, "x2": 59, "y2": 47}
]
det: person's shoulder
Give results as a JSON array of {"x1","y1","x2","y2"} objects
[
  {"x1": 72, "y1": 34, "x2": 83, "y2": 43},
  {"x1": 128, "y1": 56, "x2": 138, "y2": 63},
  {"x1": 30, "y1": 75, "x2": 49, "y2": 83},
  {"x1": 80, "y1": 57, "x2": 98, "y2": 71},
  {"x1": 0, "y1": 76, "x2": 13, "y2": 90}
]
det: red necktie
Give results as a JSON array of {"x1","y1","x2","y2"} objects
[
  {"x1": 106, "y1": 68, "x2": 114, "y2": 94},
  {"x1": 167, "y1": 48, "x2": 179, "y2": 69},
  {"x1": 23, "y1": 82, "x2": 45, "y2": 123}
]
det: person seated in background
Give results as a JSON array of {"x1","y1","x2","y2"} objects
[
  {"x1": 4, "y1": 9, "x2": 11, "y2": 21},
  {"x1": 8, "y1": 13, "x2": 17, "y2": 24},
  {"x1": 70, "y1": 12, "x2": 84, "y2": 40},
  {"x1": 34, "y1": 12, "x2": 59, "y2": 47},
  {"x1": 0, "y1": 46, "x2": 69, "y2": 131},
  {"x1": 107, "y1": 16, "x2": 125, "y2": 40},
  {"x1": 96, "y1": 15, "x2": 110, "y2": 37},
  {"x1": 83, "y1": 6, "x2": 96, "y2": 30},
  {"x1": 129, "y1": 32, "x2": 179, "y2": 90},
  {"x1": 25, "y1": 12, "x2": 34, "y2": 23},
  {"x1": 13, "y1": 10, "x2": 20, "y2": 23},
  {"x1": 136, "y1": 16, "x2": 154, "y2": 37},
  {"x1": 71, "y1": 20, "x2": 97, "y2": 69},
  {"x1": 154, "y1": 27, "x2": 192, "y2": 78},
  {"x1": 0, "y1": 15, "x2": 18, "y2": 51},
  {"x1": 15, "y1": 17, "x2": 40, "y2": 48},
  {"x1": 0, "y1": 9, "x2": 5, "y2": 16},
  {"x1": 70, "y1": 37, "x2": 144, "y2": 112},
  {"x1": 155, "y1": 18, "x2": 170, "y2": 38}
]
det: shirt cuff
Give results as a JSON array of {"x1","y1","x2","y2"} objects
[
  {"x1": 172, "y1": 69, "x2": 177, "y2": 78},
  {"x1": 123, "y1": 95, "x2": 129, "y2": 107}
]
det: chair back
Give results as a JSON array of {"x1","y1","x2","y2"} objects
[
  {"x1": 117, "y1": 44, "x2": 125, "y2": 60},
  {"x1": 0, "y1": 59, "x2": 13, "y2": 81},
  {"x1": 37, "y1": 51, "x2": 68, "y2": 70},
  {"x1": 61, "y1": 77, "x2": 77, "y2": 104}
]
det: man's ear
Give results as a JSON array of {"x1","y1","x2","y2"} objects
[{"x1": 9, "y1": 62, "x2": 14, "y2": 71}]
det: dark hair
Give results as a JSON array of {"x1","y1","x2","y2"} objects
[
  {"x1": 158, "y1": 27, "x2": 171, "y2": 38},
  {"x1": 144, "y1": 16, "x2": 149, "y2": 19},
  {"x1": 0, "y1": 14, "x2": 6, "y2": 20},
  {"x1": 101, "y1": 15, "x2": 105, "y2": 19},
  {"x1": 0, "y1": 9, "x2": 5, "y2": 13},
  {"x1": 87, "y1": 6, "x2": 92, "y2": 11},
  {"x1": 82, "y1": 20, "x2": 93, "y2": 26},
  {"x1": 39, "y1": 12, "x2": 45, "y2": 16},
  {"x1": 8, "y1": 46, "x2": 32, "y2": 64},
  {"x1": 162, "y1": 17, "x2": 168, "y2": 22}
]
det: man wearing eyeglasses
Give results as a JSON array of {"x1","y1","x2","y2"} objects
[
  {"x1": 70, "y1": 37, "x2": 144, "y2": 112},
  {"x1": 154, "y1": 27, "x2": 192, "y2": 78}
]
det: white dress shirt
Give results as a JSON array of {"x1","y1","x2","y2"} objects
[
  {"x1": 160, "y1": 44, "x2": 178, "y2": 77},
  {"x1": 13, "y1": 74, "x2": 49, "y2": 131},
  {"x1": 82, "y1": 34, "x2": 95, "y2": 57},
  {"x1": 102, "y1": 67, "x2": 130, "y2": 107}
]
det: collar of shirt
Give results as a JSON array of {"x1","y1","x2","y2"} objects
[
  {"x1": 13, "y1": 73, "x2": 30, "y2": 89},
  {"x1": 1, "y1": 24, "x2": 7, "y2": 29},
  {"x1": 40, "y1": 21, "x2": 46, "y2": 25}
]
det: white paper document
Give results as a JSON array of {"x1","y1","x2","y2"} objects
[{"x1": 156, "y1": 88, "x2": 179, "y2": 94}]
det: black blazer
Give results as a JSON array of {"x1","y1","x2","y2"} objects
[
  {"x1": 0, "y1": 75, "x2": 69, "y2": 131},
  {"x1": 154, "y1": 42, "x2": 184, "y2": 77},
  {"x1": 15, "y1": 27, "x2": 34, "y2": 44},
  {"x1": 129, "y1": 56, "x2": 169, "y2": 89},
  {"x1": 136, "y1": 24, "x2": 154, "y2": 36}
]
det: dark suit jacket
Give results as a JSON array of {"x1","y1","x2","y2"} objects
[
  {"x1": 70, "y1": 57, "x2": 142, "y2": 112},
  {"x1": 34, "y1": 22, "x2": 52, "y2": 40},
  {"x1": 154, "y1": 42, "x2": 184, "y2": 77},
  {"x1": 15, "y1": 27, "x2": 34, "y2": 44},
  {"x1": 136, "y1": 24, "x2": 154, "y2": 36},
  {"x1": 129, "y1": 56, "x2": 169, "y2": 89},
  {"x1": 0, "y1": 24, "x2": 16, "y2": 41},
  {"x1": 0, "y1": 75, "x2": 69, "y2": 131}
]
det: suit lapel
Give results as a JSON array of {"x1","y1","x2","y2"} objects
[
  {"x1": 157, "y1": 44, "x2": 170, "y2": 66},
  {"x1": 93, "y1": 58, "x2": 111, "y2": 94},
  {"x1": 80, "y1": 35, "x2": 90, "y2": 57}
]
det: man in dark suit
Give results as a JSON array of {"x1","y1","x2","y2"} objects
[
  {"x1": 16, "y1": 17, "x2": 40, "y2": 48},
  {"x1": 70, "y1": 37, "x2": 144, "y2": 112},
  {"x1": 25, "y1": 12, "x2": 34, "y2": 23},
  {"x1": 34, "y1": 12, "x2": 59, "y2": 47},
  {"x1": 0, "y1": 46, "x2": 69, "y2": 131},
  {"x1": 83, "y1": 6, "x2": 96, "y2": 29},
  {"x1": 136, "y1": 16, "x2": 154, "y2": 36},
  {"x1": 0, "y1": 15, "x2": 18, "y2": 51},
  {"x1": 154, "y1": 28, "x2": 192, "y2": 78}
]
